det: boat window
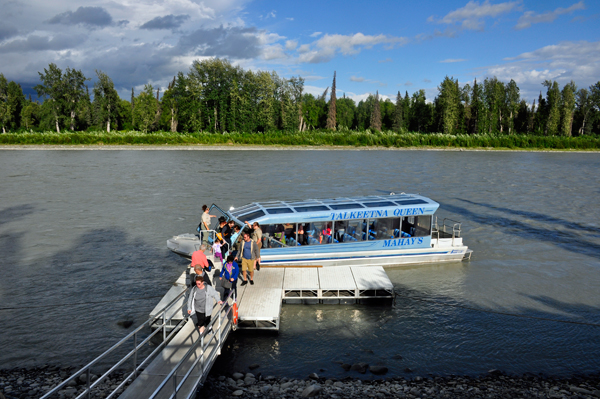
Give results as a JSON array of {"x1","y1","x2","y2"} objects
[
  {"x1": 265, "y1": 207, "x2": 294, "y2": 214},
  {"x1": 363, "y1": 201, "x2": 395, "y2": 208},
  {"x1": 370, "y1": 217, "x2": 401, "y2": 240},
  {"x1": 333, "y1": 220, "x2": 362, "y2": 243},
  {"x1": 328, "y1": 203, "x2": 364, "y2": 210},
  {"x1": 402, "y1": 215, "x2": 431, "y2": 237},
  {"x1": 261, "y1": 224, "x2": 285, "y2": 248},
  {"x1": 344, "y1": 219, "x2": 365, "y2": 242},
  {"x1": 238, "y1": 209, "x2": 265, "y2": 222},
  {"x1": 294, "y1": 205, "x2": 330, "y2": 212},
  {"x1": 304, "y1": 221, "x2": 331, "y2": 244},
  {"x1": 394, "y1": 199, "x2": 428, "y2": 206}
]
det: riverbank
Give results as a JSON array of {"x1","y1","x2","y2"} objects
[
  {"x1": 0, "y1": 144, "x2": 599, "y2": 152},
  {"x1": 3, "y1": 366, "x2": 599, "y2": 399},
  {"x1": 1, "y1": 130, "x2": 599, "y2": 150}
]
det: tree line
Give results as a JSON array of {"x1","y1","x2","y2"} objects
[{"x1": 1, "y1": 58, "x2": 599, "y2": 136}]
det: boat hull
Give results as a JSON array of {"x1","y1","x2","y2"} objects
[{"x1": 167, "y1": 234, "x2": 468, "y2": 267}]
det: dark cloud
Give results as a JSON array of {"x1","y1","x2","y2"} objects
[
  {"x1": 0, "y1": 25, "x2": 18, "y2": 41},
  {"x1": 0, "y1": 34, "x2": 85, "y2": 53},
  {"x1": 140, "y1": 14, "x2": 190, "y2": 30},
  {"x1": 177, "y1": 25, "x2": 262, "y2": 58},
  {"x1": 47, "y1": 7, "x2": 113, "y2": 27}
]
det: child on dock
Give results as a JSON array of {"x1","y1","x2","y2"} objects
[{"x1": 213, "y1": 239, "x2": 223, "y2": 263}]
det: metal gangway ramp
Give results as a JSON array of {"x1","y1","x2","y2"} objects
[{"x1": 118, "y1": 295, "x2": 235, "y2": 399}]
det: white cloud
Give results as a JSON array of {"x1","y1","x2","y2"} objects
[
  {"x1": 309, "y1": 31, "x2": 322, "y2": 37},
  {"x1": 481, "y1": 40, "x2": 600, "y2": 100},
  {"x1": 440, "y1": 58, "x2": 467, "y2": 63},
  {"x1": 515, "y1": 1, "x2": 585, "y2": 30},
  {"x1": 297, "y1": 44, "x2": 310, "y2": 53},
  {"x1": 429, "y1": 0, "x2": 520, "y2": 30},
  {"x1": 378, "y1": 58, "x2": 393, "y2": 63},
  {"x1": 350, "y1": 75, "x2": 365, "y2": 82},
  {"x1": 295, "y1": 32, "x2": 408, "y2": 63},
  {"x1": 285, "y1": 40, "x2": 298, "y2": 50}
]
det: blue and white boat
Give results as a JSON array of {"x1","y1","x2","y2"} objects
[{"x1": 167, "y1": 193, "x2": 472, "y2": 267}]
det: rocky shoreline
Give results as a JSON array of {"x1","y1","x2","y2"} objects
[{"x1": 1, "y1": 365, "x2": 600, "y2": 399}]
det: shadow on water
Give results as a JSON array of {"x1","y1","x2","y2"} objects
[
  {"x1": 0, "y1": 225, "x2": 187, "y2": 370},
  {"x1": 208, "y1": 283, "x2": 600, "y2": 380},
  {"x1": 456, "y1": 199, "x2": 600, "y2": 236},
  {"x1": 0, "y1": 204, "x2": 36, "y2": 226},
  {"x1": 442, "y1": 202, "x2": 600, "y2": 259}
]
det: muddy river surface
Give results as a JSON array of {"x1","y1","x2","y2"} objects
[{"x1": 0, "y1": 149, "x2": 599, "y2": 378}]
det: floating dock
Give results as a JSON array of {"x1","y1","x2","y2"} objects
[{"x1": 150, "y1": 264, "x2": 394, "y2": 331}]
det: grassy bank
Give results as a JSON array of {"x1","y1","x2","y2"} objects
[{"x1": 1, "y1": 130, "x2": 600, "y2": 150}]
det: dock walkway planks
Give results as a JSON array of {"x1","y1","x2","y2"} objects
[{"x1": 119, "y1": 307, "x2": 232, "y2": 399}]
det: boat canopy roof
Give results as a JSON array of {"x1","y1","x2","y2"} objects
[{"x1": 227, "y1": 193, "x2": 439, "y2": 225}]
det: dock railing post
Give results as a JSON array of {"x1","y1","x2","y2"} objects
[
  {"x1": 133, "y1": 332, "x2": 138, "y2": 378},
  {"x1": 218, "y1": 306, "x2": 222, "y2": 355},
  {"x1": 200, "y1": 334, "x2": 205, "y2": 374},
  {"x1": 86, "y1": 368, "x2": 91, "y2": 399},
  {"x1": 163, "y1": 311, "x2": 167, "y2": 341},
  {"x1": 172, "y1": 373, "x2": 177, "y2": 399}
]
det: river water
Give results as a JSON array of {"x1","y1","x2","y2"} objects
[{"x1": 0, "y1": 149, "x2": 599, "y2": 379}]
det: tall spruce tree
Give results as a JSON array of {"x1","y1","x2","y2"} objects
[
  {"x1": 370, "y1": 91, "x2": 382, "y2": 131},
  {"x1": 392, "y1": 91, "x2": 403, "y2": 132},
  {"x1": 326, "y1": 71, "x2": 337, "y2": 130}
]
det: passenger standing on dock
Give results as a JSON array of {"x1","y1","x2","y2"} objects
[
  {"x1": 235, "y1": 232, "x2": 260, "y2": 285},
  {"x1": 187, "y1": 275, "x2": 222, "y2": 334},
  {"x1": 200, "y1": 205, "x2": 217, "y2": 246},
  {"x1": 244, "y1": 221, "x2": 263, "y2": 248},
  {"x1": 191, "y1": 245, "x2": 212, "y2": 286},
  {"x1": 232, "y1": 225, "x2": 243, "y2": 258},
  {"x1": 220, "y1": 255, "x2": 239, "y2": 300}
]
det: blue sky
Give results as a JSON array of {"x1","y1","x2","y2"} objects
[{"x1": 1, "y1": 0, "x2": 598, "y2": 103}]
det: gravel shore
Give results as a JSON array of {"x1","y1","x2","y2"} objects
[{"x1": 2, "y1": 365, "x2": 600, "y2": 399}]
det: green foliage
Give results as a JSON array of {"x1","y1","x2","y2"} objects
[
  {"x1": 93, "y1": 70, "x2": 120, "y2": 132},
  {"x1": 2, "y1": 129, "x2": 600, "y2": 150},
  {"x1": 133, "y1": 84, "x2": 158, "y2": 133}
]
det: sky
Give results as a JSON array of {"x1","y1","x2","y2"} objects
[{"x1": 0, "y1": 0, "x2": 599, "y2": 103}]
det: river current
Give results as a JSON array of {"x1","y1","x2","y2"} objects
[{"x1": 0, "y1": 149, "x2": 599, "y2": 378}]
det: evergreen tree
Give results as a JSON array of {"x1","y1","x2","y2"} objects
[
  {"x1": 326, "y1": 71, "x2": 337, "y2": 130},
  {"x1": 505, "y1": 79, "x2": 520, "y2": 134},
  {"x1": 392, "y1": 91, "x2": 403, "y2": 132},
  {"x1": 471, "y1": 79, "x2": 485, "y2": 134},
  {"x1": 0, "y1": 74, "x2": 10, "y2": 133},
  {"x1": 370, "y1": 91, "x2": 382, "y2": 131}
]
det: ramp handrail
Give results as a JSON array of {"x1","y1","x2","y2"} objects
[
  {"x1": 40, "y1": 287, "x2": 189, "y2": 399},
  {"x1": 149, "y1": 289, "x2": 236, "y2": 399}
]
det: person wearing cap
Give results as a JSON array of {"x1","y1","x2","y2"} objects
[{"x1": 187, "y1": 275, "x2": 222, "y2": 334}]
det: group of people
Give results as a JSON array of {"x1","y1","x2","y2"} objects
[{"x1": 188, "y1": 205, "x2": 264, "y2": 334}]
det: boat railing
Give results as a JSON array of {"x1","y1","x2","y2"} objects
[
  {"x1": 148, "y1": 289, "x2": 236, "y2": 399},
  {"x1": 432, "y1": 217, "x2": 462, "y2": 246},
  {"x1": 40, "y1": 287, "x2": 190, "y2": 399}
]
